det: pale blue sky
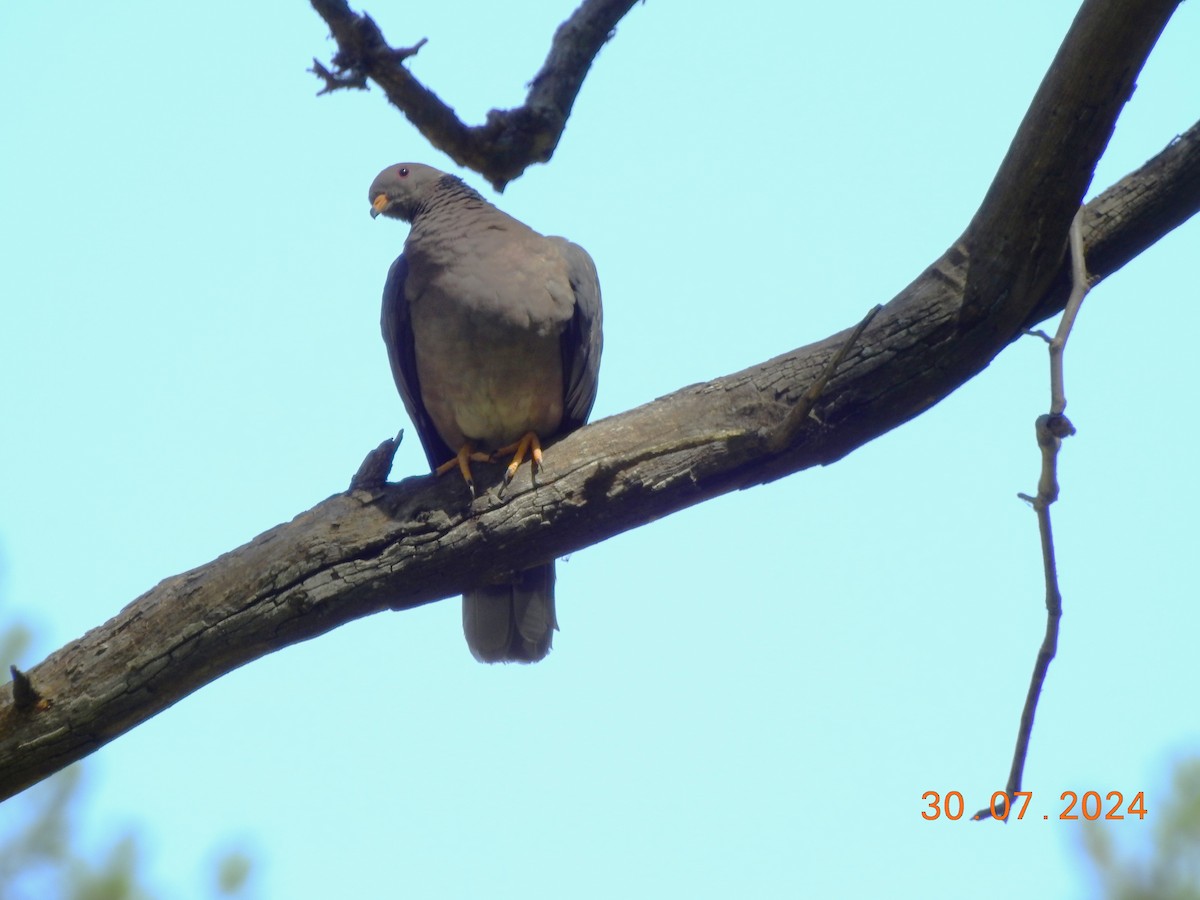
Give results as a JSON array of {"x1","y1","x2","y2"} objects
[{"x1": 2, "y1": 2, "x2": 1198, "y2": 897}]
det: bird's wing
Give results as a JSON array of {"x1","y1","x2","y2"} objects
[
  {"x1": 552, "y1": 238, "x2": 604, "y2": 431},
  {"x1": 380, "y1": 253, "x2": 454, "y2": 470}
]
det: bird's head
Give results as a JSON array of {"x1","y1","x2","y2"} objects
[{"x1": 368, "y1": 163, "x2": 448, "y2": 223}]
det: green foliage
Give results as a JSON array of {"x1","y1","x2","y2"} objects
[
  {"x1": 215, "y1": 852, "x2": 252, "y2": 896},
  {"x1": 1082, "y1": 759, "x2": 1200, "y2": 900}
]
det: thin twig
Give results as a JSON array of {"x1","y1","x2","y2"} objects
[
  {"x1": 974, "y1": 208, "x2": 1089, "y2": 823},
  {"x1": 803, "y1": 306, "x2": 883, "y2": 407},
  {"x1": 1049, "y1": 209, "x2": 1092, "y2": 415},
  {"x1": 767, "y1": 305, "x2": 882, "y2": 452},
  {"x1": 310, "y1": 57, "x2": 368, "y2": 95}
]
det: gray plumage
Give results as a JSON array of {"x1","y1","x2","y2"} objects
[{"x1": 369, "y1": 163, "x2": 602, "y2": 663}]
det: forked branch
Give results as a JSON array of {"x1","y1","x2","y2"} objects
[{"x1": 309, "y1": 0, "x2": 641, "y2": 190}]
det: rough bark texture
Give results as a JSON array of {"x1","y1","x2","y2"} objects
[{"x1": 1, "y1": 0, "x2": 1196, "y2": 801}]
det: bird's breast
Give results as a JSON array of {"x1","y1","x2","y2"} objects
[{"x1": 409, "y1": 285, "x2": 566, "y2": 451}]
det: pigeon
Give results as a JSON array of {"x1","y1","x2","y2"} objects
[{"x1": 369, "y1": 163, "x2": 602, "y2": 662}]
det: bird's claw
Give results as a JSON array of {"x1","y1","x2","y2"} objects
[
  {"x1": 435, "y1": 443, "x2": 490, "y2": 498},
  {"x1": 497, "y1": 432, "x2": 542, "y2": 487}
]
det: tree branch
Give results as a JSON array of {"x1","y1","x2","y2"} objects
[
  {"x1": 1, "y1": 0, "x2": 1195, "y2": 801},
  {"x1": 1024, "y1": 116, "x2": 1200, "y2": 328},
  {"x1": 975, "y1": 211, "x2": 1091, "y2": 823},
  {"x1": 308, "y1": 0, "x2": 640, "y2": 190}
]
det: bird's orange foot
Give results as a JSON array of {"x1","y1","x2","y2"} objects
[
  {"x1": 494, "y1": 432, "x2": 543, "y2": 489},
  {"x1": 434, "y1": 443, "x2": 492, "y2": 498}
]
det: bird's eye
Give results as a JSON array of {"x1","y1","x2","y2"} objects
[{"x1": 398, "y1": 167, "x2": 409, "y2": 177}]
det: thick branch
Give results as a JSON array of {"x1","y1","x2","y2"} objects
[
  {"x1": 1025, "y1": 117, "x2": 1200, "y2": 327},
  {"x1": 1, "y1": 0, "x2": 1196, "y2": 800},
  {"x1": 953, "y1": 0, "x2": 1176, "y2": 331},
  {"x1": 309, "y1": 0, "x2": 639, "y2": 190}
]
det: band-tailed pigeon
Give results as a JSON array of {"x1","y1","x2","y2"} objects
[{"x1": 368, "y1": 163, "x2": 603, "y2": 663}]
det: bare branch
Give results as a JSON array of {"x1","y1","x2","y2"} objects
[
  {"x1": 308, "y1": 0, "x2": 640, "y2": 190},
  {"x1": 956, "y1": 0, "x2": 1177, "y2": 334},
  {"x1": 975, "y1": 212, "x2": 1091, "y2": 823},
  {"x1": 1, "y1": 0, "x2": 1195, "y2": 800},
  {"x1": 1047, "y1": 210, "x2": 1092, "y2": 415},
  {"x1": 1001, "y1": 484, "x2": 1065, "y2": 816},
  {"x1": 310, "y1": 56, "x2": 368, "y2": 95},
  {"x1": 1025, "y1": 116, "x2": 1200, "y2": 328}
]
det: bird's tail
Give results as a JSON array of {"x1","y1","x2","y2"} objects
[{"x1": 462, "y1": 563, "x2": 557, "y2": 663}]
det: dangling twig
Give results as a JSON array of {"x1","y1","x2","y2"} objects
[{"x1": 975, "y1": 207, "x2": 1090, "y2": 822}]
